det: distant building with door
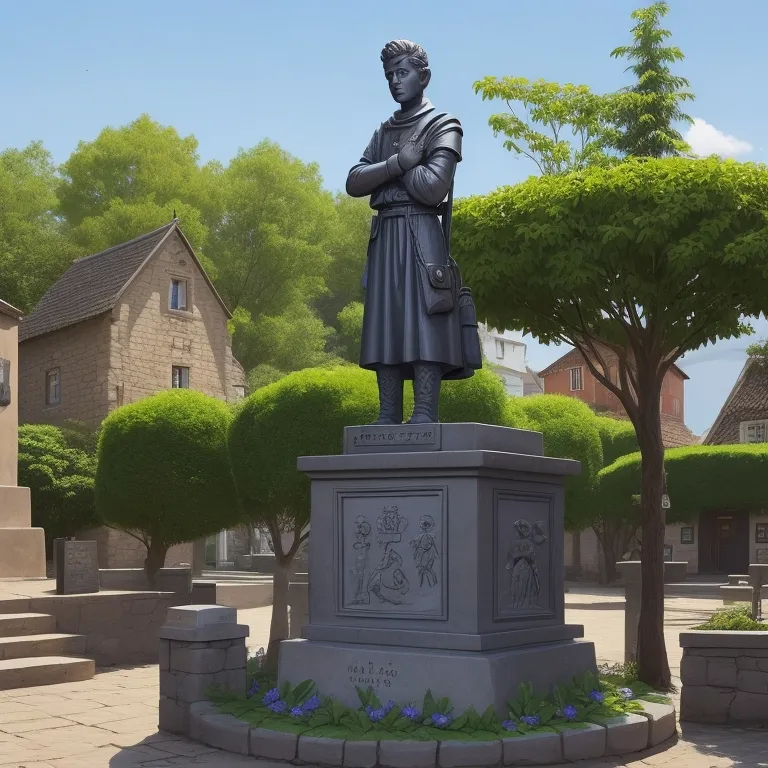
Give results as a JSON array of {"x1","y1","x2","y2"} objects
[{"x1": 18, "y1": 221, "x2": 246, "y2": 568}]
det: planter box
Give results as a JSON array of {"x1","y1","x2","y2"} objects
[{"x1": 680, "y1": 630, "x2": 768, "y2": 725}]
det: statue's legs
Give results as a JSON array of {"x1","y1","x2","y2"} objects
[
  {"x1": 375, "y1": 365, "x2": 404, "y2": 425},
  {"x1": 408, "y1": 363, "x2": 442, "y2": 424}
]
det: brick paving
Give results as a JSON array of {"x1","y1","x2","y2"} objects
[{"x1": 0, "y1": 594, "x2": 766, "y2": 767}]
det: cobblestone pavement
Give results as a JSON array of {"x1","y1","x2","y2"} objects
[{"x1": 0, "y1": 592, "x2": 766, "y2": 767}]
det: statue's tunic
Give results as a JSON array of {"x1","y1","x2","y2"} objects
[{"x1": 346, "y1": 102, "x2": 463, "y2": 377}]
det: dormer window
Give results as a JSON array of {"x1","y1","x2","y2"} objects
[
  {"x1": 740, "y1": 420, "x2": 767, "y2": 444},
  {"x1": 169, "y1": 279, "x2": 188, "y2": 311}
]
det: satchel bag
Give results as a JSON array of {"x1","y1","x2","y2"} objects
[{"x1": 417, "y1": 258, "x2": 457, "y2": 315}]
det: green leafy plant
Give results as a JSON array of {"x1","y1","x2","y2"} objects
[{"x1": 694, "y1": 604, "x2": 768, "y2": 632}]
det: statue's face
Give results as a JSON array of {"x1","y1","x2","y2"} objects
[{"x1": 384, "y1": 56, "x2": 423, "y2": 105}]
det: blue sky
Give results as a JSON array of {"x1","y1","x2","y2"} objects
[{"x1": 3, "y1": 0, "x2": 766, "y2": 434}]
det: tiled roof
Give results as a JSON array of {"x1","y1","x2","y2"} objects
[
  {"x1": 705, "y1": 359, "x2": 768, "y2": 445},
  {"x1": 19, "y1": 224, "x2": 175, "y2": 342},
  {"x1": 0, "y1": 299, "x2": 22, "y2": 319},
  {"x1": 538, "y1": 348, "x2": 689, "y2": 380},
  {"x1": 523, "y1": 366, "x2": 544, "y2": 396},
  {"x1": 600, "y1": 411, "x2": 697, "y2": 449}
]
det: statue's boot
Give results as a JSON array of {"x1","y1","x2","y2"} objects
[
  {"x1": 408, "y1": 363, "x2": 441, "y2": 424},
  {"x1": 375, "y1": 366, "x2": 404, "y2": 425}
]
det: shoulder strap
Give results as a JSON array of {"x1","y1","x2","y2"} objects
[{"x1": 410, "y1": 111, "x2": 448, "y2": 144}]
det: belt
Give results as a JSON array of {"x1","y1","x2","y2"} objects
[{"x1": 376, "y1": 204, "x2": 442, "y2": 218}]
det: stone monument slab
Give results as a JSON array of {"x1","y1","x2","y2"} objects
[{"x1": 55, "y1": 539, "x2": 99, "y2": 595}]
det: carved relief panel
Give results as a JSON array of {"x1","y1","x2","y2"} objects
[
  {"x1": 494, "y1": 491, "x2": 555, "y2": 621},
  {"x1": 336, "y1": 487, "x2": 447, "y2": 619}
]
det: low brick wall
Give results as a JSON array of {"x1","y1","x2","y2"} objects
[{"x1": 680, "y1": 630, "x2": 768, "y2": 724}]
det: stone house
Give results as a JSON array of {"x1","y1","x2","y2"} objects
[
  {"x1": 478, "y1": 325, "x2": 528, "y2": 397},
  {"x1": 18, "y1": 221, "x2": 245, "y2": 568}
]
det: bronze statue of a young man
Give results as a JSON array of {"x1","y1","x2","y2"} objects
[{"x1": 346, "y1": 39, "x2": 480, "y2": 425}]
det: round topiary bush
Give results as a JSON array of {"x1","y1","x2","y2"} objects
[{"x1": 95, "y1": 389, "x2": 240, "y2": 582}]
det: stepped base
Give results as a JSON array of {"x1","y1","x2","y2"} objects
[
  {"x1": 0, "y1": 656, "x2": 95, "y2": 690},
  {"x1": 279, "y1": 637, "x2": 597, "y2": 715},
  {"x1": 0, "y1": 613, "x2": 55, "y2": 637},
  {"x1": 0, "y1": 527, "x2": 45, "y2": 578},
  {"x1": 0, "y1": 632, "x2": 87, "y2": 660}
]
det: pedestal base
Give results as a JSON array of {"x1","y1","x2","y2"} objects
[
  {"x1": 279, "y1": 637, "x2": 597, "y2": 715},
  {"x1": 0, "y1": 485, "x2": 31, "y2": 527},
  {"x1": 0, "y1": 527, "x2": 46, "y2": 578}
]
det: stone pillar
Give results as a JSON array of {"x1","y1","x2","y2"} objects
[
  {"x1": 288, "y1": 580, "x2": 308, "y2": 639},
  {"x1": 616, "y1": 561, "x2": 641, "y2": 663},
  {"x1": 216, "y1": 530, "x2": 233, "y2": 570},
  {"x1": 158, "y1": 605, "x2": 249, "y2": 735},
  {"x1": 749, "y1": 563, "x2": 768, "y2": 620}
]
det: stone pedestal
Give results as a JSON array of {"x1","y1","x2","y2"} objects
[
  {"x1": 0, "y1": 485, "x2": 45, "y2": 578},
  {"x1": 158, "y1": 605, "x2": 249, "y2": 734},
  {"x1": 279, "y1": 423, "x2": 597, "y2": 714}
]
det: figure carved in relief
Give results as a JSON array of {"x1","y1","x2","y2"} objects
[
  {"x1": 351, "y1": 516, "x2": 372, "y2": 604},
  {"x1": 367, "y1": 549, "x2": 411, "y2": 605},
  {"x1": 410, "y1": 514, "x2": 439, "y2": 587},
  {"x1": 376, "y1": 505, "x2": 408, "y2": 547},
  {"x1": 506, "y1": 520, "x2": 548, "y2": 610}
]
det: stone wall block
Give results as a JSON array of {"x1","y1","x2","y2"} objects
[
  {"x1": 249, "y1": 728, "x2": 298, "y2": 761},
  {"x1": 680, "y1": 653, "x2": 707, "y2": 686},
  {"x1": 707, "y1": 658, "x2": 737, "y2": 688},
  {"x1": 298, "y1": 735, "x2": 345, "y2": 767},
  {"x1": 159, "y1": 670, "x2": 178, "y2": 699},
  {"x1": 439, "y1": 739, "x2": 502, "y2": 767},
  {"x1": 343, "y1": 741, "x2": 378, "y2": 768},
  {"x1": 680, "y1": 685, "x2": 735, "y2": 724},
  {"x1": 378, "y1": 740, "x2": 437, "y2": 768},
  {"x1": 173, "y1": 647, "x2": 226, "y2": 675},
  {"x1": 225, "y1": 641, "x2": 247, "y2": 670},
  {"x1": 730, "y1": 691, "x2": 768, "y2": 721},
  {"x1": 503, "y1": 731, "x2": 563, "y2": 765},
  {"x1": 736, "y1": 669, "x2": 768, "y2": 695},
  {"x1": 176, "y1": 673, "x2": 212, "y2": 704},
  {"x1": 200, "y1": 713, "x2": 249, "y2": 755},
  {"x1": 158, "y1": 695, "x2": 187, "y2": 735}
]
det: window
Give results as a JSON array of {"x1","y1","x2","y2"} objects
[
  {"x1": 741, "y1": 420, "x2": 768, "y2": 444},
  {"x1": 169, "y1": 279, "x2": 188, "y2": 311},
  {"x1": 233, "y1": 385, "x2": 245, "y2": 400},
  {"x1": 569, "y1": 366, "x2": 583, "y2": 391},
  {"x1": 672, "y1": 397, "x2": 681, "y2": 417},
  {"x1": 495, "y1": 339, "x2": 505, "y2": 359},
  {"x1": 45, "y1": 368, "x2": 61, "y2": 405},
  {"x1": 172, "y1": 366, "x2": 190, "y2": 389}
]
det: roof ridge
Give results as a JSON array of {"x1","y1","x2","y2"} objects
[{"x1": 72, "y1": 221, "x2": 176, "y2": 264}]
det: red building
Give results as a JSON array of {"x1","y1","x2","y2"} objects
[{"x1": 538, "y1": 348, "x2": 696, "y2": 448}]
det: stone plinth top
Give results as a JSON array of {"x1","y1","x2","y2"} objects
[
  {"x1": 165, "y1": 605, "x2": 235, "y2": 627},
  {"x1": 680, "y1": 630, "x2": 768, "y2": 648},
  {"x1": 343, "y1": 423, "x2": 543, "y2": 456},
  {"x1": 299, "y1": 448, "x2": 580, "y2": 478}
]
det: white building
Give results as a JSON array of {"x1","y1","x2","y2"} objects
[{"x1": 478, "y1": 325, "x2": 528, "y2": 397}]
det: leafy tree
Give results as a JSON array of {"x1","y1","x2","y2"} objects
[
  {"x1": 230, "y1": 302, "x2": 338, "y2": 374},
  {"x1": 595, "y1": 417, "x2": 639, "y2": 467},
  {"x1": 95, "y1": 390, "x2": 241, "y2": 583},
  {"x1": 473, "y1": 78, "x2": 617, "y2": 175},
  {"x1": 18, "y1": 423, "x2": 99, "y2": 549},
  {"x1": 609, "y1": 2, "x2": 693, "y2": 158},
  {"x1": 335, "y1": 301, "x2": 364, "y2": 362},
  {"x1": 58, "y1": 114, "x2": 214, "y2": 231},
  {"x1": 453, "y1": 157, "x2": 768, "y2": 688},
  {"x1": 746, "y1": 338, "x2": 768, "y2": 365},
  {"x1": 205, "y1": 141, "x2": 335, "y2": 320},
  {"x1": 246, "y1": 364, "x2": 286, "y2": 394},
  {"x1": 0, "y1": 143, "x2": 83, "y2": 312}
]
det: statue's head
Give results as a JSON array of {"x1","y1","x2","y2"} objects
[{"x1": 380, "y1": 39, "x2": 431, "y2": 105}]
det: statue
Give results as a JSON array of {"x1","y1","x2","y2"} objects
[{"x1": 346, "y1": 39, "x2": 481, "y2": 425}]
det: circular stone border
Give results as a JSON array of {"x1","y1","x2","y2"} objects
[{"x1": 186, "y1": 699, "x2": 676, "y2": 767}]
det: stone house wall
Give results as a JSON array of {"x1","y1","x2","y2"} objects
[
  {"x1": 19, "y1": 314, "x2": 112, "y2": 426},
  {"x1": 78, "y1": 526, "x2": 193, "y2": 570}
]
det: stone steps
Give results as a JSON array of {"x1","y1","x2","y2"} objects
[
  {"x1": 0, "y1": 632, "x2": 87, "y2": 660},
  {"x1": 0, "y1": 612, "x2": 56, "y2": 637},
  {"x1": 0, "y1": 656, "x2": 95, "y2": 690}
]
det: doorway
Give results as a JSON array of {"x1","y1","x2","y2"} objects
[{"x1": 698, "y1": 511, "x2": 750, "y2": 573}]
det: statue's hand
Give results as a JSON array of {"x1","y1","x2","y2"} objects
[{"x1": 397, "y1": 135, "x2": 425, "y2": 172}]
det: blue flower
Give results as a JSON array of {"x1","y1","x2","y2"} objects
[
  {"x1": 262, "y1": 688, "x2": 280, "y2": 706},
  {"x1": 619, "y1": 687, "x2": 634, "y2": 700},
  {"x1": 431, "y1": 713, "x2": 451, "y2": 728},
  {"x1": 563, "y1": 705, "x2": 578, "y2": 721},
  {"x1": 520, "y1": 715, "x2": 540, "y2": 727},
  {"x1": 502, "y1": 719, "x2": 517, "y2": 732},
  {"x1": 401, "y1": 706, "x2": 421, "y2": 721},
  {"x1": 384, "y1": 700, "x2": 396, "y2": 713},
  {"x1": 368, "y1": 707, "x2": 386, "y2": 722},
  {"x1": 365, "y1": 705, "x2": 373, "y2": 715},
  {"x1": 290, "y1": 706, "x2": 304, "y2": 718},
  {"x1": 302, "y1": 695, "x2": 321, "y2": 713},
  {"x1": 589, "y1": 690, "x2": 604, "y2": 704},
  {"x1": 267, "y1": 701, "x2": 287, "y2": 714},
  {"x1": 246, "y1": 680, "x2": 259, "y2": 699}
]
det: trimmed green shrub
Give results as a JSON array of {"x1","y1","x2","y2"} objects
[
  {"x1": 18, "y1": 423, "x2": 99, "y2": 549},
  {"x1": 595, "y1": 417, "x2": 638, "y2": 467},
  {"x1": 434, "y1": 366, "x2": 509, "y2": 425},
  {"x1": 694, "y1": 605, "x2": 768, "y2": 632},
  {"x1": 95, "y1": 389, "x2": 240, "y2": 582}
]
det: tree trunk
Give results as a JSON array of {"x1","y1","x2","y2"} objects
[
  {"x1": 265, "y1": 556, "x2": 291, "y2": 672},
  {"x1": 635, "y1": 396, "x2": 671, "y2": 690},
  {"x1": 144, "y1": 539, "x2": 169, "y2": 588},
  {"x1": 572, "y1": 530, "x2": 582, "y2": 568},
  {"x1": 594, "y1": 526, "x2": 619, "y2": 584}
]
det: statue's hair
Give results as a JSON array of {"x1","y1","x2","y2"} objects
[{"x1": 380, "y1": 39, "x2": 430, "y2": 78}]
